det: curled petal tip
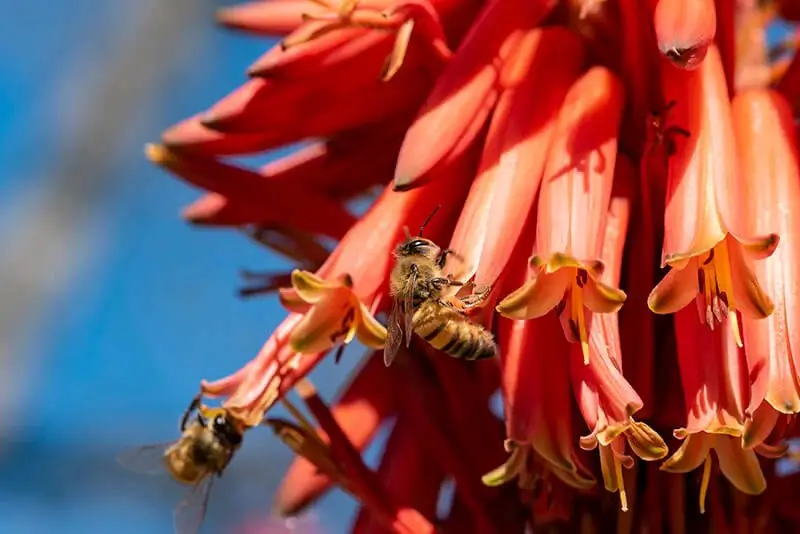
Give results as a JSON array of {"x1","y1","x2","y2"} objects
[
  {"x1": 145, "y1": 142, "x2": 170, "y2": 164},
  {"x1": 647, "y1": 267, "x2": 695, "y2": 314},
  {"x1": 654, "y1": 0, "x2": 716, "y2": 70},
  {"x1": 626, "y1": 421, "x2": 669, "y2": 461}
]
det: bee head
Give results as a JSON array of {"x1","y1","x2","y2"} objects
[
  {"x1": 200, "y1": 407, "x2": 244, "y2": 446},
  {"x1": 395, "y1": 237, "x2": 440, "y2": 260}
]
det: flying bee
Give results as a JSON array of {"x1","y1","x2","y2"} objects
[
  {"x1": 117, "y1": 393, "x2": 245, "y2": 534},
  {"x1": 384, "y1": 205, "x2": 497, "y2": 367}
]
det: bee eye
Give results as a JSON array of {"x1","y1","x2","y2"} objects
[{"x1": 213, "y1": 415, "x2": 227, "y2": 431}]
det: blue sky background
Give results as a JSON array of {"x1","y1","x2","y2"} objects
[
  {"x1": 0, "y1": 2, "x2": 371, "y2": 533},
  {"x1": 0, "y1": 3, "x2": 796, "y2": 534}
]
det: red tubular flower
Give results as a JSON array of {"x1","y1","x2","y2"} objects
[
  {"x1": 570, "y1": 158, "x2": 668, "y2": 511},
  {"x1": 393, "y1": 0, "x2": 557, "y2": 190},
  {"x1": 443, "y1": 27, "x2": 584, "y2": 288},
  {"x1": 733, "y1": 90, "x2": 800, "y2": 419},
  {"x1": 486, "y1": 234, "x2": 595, "y2": 492},
  {"x1": 496, "y1": 66, "x2": 627, "y2": 363},
  {"x1": 661, "y1": 308, "x2": 768, "y2": 512},
  {"x1": 648, "y1": 44, "x2": 778, "y2": 347},
  {"x1": 653, "y1": 0, "x2": 716, "y2": 69},
  {"x1": 144, "y1": 143, "x2": 355, "y2": 236}
]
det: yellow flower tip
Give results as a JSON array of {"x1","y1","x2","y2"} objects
[
  {"x1": 144, "y1": 143, "x2": 171, "y2": 164},
  {"x1": 481, "y1": 444, "x2": 528, "y2": 487},
  {"x1": 626, "y1": 421, "x2": 669, "y2": 461},
  {"x1": 581, "y1": 341, "x2": 590, "y2": 365},
  {"x1": 529, "y1": 255, "x2": 546, "y2": 269}
]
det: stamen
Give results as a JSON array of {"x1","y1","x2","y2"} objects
[
  {"x1": 615, "y1": 455, "x2": 628, "y2": 512},
  {"x1": 571, "y1": 272, "x2": 590, "y2": 365},
  {"x1": 699, "y1": 454, "x2": 712, "y2": 515},
  {"x1": 712, "y1": 240, "x2": 743, "y2": 347}
]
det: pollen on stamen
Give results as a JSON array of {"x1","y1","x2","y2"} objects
[
  {"x1": 695, "y1": 244, "x2": 743, "y2": 347},
  {"x1": 615, "y1": 455, "x2": 629, "y2": 512},
  {"x1": 571, "y1": 270, "x2": 590, "y2": 365},
  {"x1": 699, "y1": 454, "x2": 712, "y2": 514}
]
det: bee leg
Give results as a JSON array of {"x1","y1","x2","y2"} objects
[
  {"x1": 437, "y1": 249, "x2": 464, "y2": 269},
  {"x1": 431, "y1": 277, "x2": 462, "y2": 291},
  {"x1": 458, "y1": 284, "x2": 492, "y2": 310},
  {"x1": 180, "y1": 392, "x2": 203, "y2": 431}
]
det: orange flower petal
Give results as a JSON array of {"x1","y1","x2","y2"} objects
[
  {"x1": 714, "y1": 435, "x2": 767, "y2": 495},
  {"x1": 647, "y1": 262, "x2": 697, "y2": 314},
  {"x1": 290, "y1": 287, "x2": 357, "y2": 353},
  {"x1": 496, "y1": 267, "x2": 572, "y2": 320}
]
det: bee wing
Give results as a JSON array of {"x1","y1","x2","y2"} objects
[
  {"x1": 116, "y1": 442, "x2": 172, "y2": 475},
  {"x1": 384, "y1": 298, "x2": 404, "y2": 367},
  {"x1": 403, "y1": 266, "x2": 417, "y2": 349},
  {"x1": 174, "y1": 475, "x2": 214, "y2": 534}
]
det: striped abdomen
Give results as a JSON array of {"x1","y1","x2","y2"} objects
[{"x1": 412, "y1": 300, "x2": 496, "y2": 360}]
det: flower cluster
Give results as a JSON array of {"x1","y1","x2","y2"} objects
[{"x1": 149, "y1": 0, "x2": 800, "y2": 532}]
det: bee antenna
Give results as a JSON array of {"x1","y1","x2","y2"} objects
[
  {"x1": 403, "y1": 226, "x2": 412, "y2": 240},
  {"x1": 418, "y1": 205, "x2": 441, "y2": 237}
]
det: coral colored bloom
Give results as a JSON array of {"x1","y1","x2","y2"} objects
[
  {"x1": 497, "y1": 67, "x2": 627, "y2": 363},
  {"x1": 570, "y1": 162, "x2": 668, "y2": 511},
  {"x1": 280, "y1": 270, "x2": 386, "y2": 353},
  {"x1": 648, "y1": 45, "x2": 778, "y2": 347},
  {"x1": 661, "y1": 307, "x2": 769, "y2": 511},
  {"x1": 444, "y1": 27, "x2": 584, "y2": 287},
  {"x1": 654, "y1": 0, "x2": 716, "y2": 69},
  {"x1": 733, "y1": 90, "x2": 800, "y2": 417}
]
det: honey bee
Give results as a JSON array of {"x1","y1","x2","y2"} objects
[
  {"x1": 384, "y1": 205, "x2": 497, "y2": 366},
  {"x1": 117, "y1": 393, "x2": 245, "y2": 534}
]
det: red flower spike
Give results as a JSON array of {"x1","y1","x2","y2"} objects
[
  {"x1": 733, "y1": 89, "x2": 800, "y2": 416},
  {"x1": 497, "y1": 67, "x2": 627, "y2": 364},
  {"x1": 648, "y1": 45, "x2": 779, "y2": 348},
  {"x1": 351, "y1": 415, "x2": 444, "y2": 534},
  {"x1": 161, "y1": 114, "x2": 285, "y2": 156},
  {"x1": 145, "y1": 144, "x2": 354, "y2": 238},
  {"x1": 276, "y1": 353, "x2": 397, "y2": 516},
  {"x1": 570, "y1": 158, "x2": 668, "y2": 511},
  {"x1": 444, "y1": 28, "x2": 585, "y2": 289},
  {"x1": 392, "y1": 0, "x2": 558, "y2": 191},
  {"x1": 653, "y1": 0, "x2": 716, "y2": 70},
  {"x1": 216, "y1": 0, "x2": 315, "y2": 36}
]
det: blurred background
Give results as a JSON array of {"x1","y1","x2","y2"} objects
[{"x1": 0, "y1": 1, "x2": 374, "y2": 533}]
